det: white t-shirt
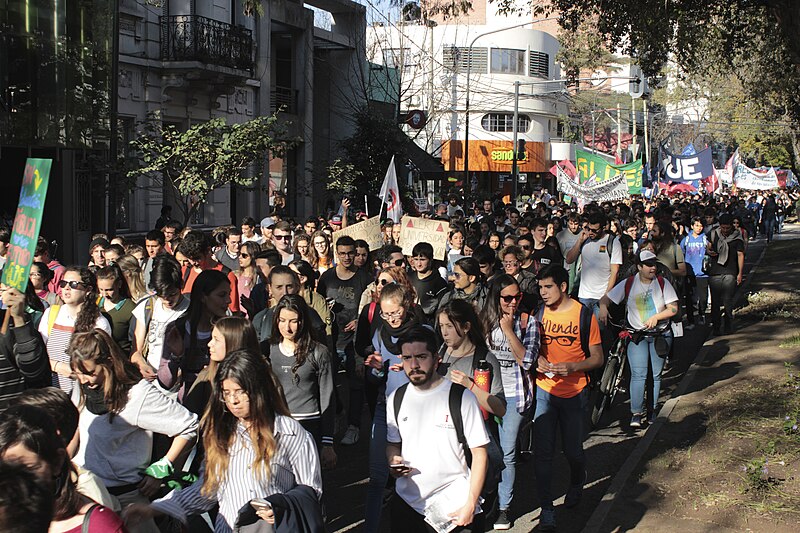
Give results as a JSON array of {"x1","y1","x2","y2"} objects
[
  {"x1": 242, "y1": 234, "x2": 265, "y2": 245},
  {"x1": 556, "y1": 228, "x2": 581, "y2": 269},
  {"x1": 387, "y1": 379, "x2": 489, "y2": 514},
  {"x1": 132, "y1": 296, "x2": 191, "y2": 369},
  {"x1": 578, "y1": 235, "x2": 623, "y2": 300},
  {"x1": 607, "y1": 275, "x2": 678, "y2": 330},
  {"x1": 489, "y1": 326, "x2": 518, "y2": 401}
]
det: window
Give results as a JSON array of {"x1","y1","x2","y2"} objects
[
  {"x1": 383, "y1": 48, "x2": 415, "y2": 68},
  {"x1": 490, "y1": 49, "x2": 526, "y2": 75},
  {"x1": 443, "y1": 46, "x2": 488, "y2": 72},
  {"x1": 481, "y1": 113, "x2": 531, "y2": 133},
  {"x1": 529, "y1": 51, "x2": 550, "y2": 79}
]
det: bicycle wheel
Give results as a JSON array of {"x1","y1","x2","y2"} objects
[
  {"x1": 609, "y1": 349, "x2": 627, "y2": 407},
  {"x1": 599, "y1": 352, "x2": 620, "y2": 395},
  {"x1": 590, "y1": 386, "x2": 610, "y2": 428}
]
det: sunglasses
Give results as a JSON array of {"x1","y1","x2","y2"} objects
[
  {"x1": 378, "y1": 278, "x2": 395, "y2": 286},
  {"x1": 500, "y1": 293, "x2": 523, "y2": 303},
  {"x1": 520, "y1": 245, "x2": 531, "y2": 250},
  {"x1": 391, "y1": 258, "x2": 404, "y2": 266},
  {"x1": 274, "y1": 234, "x2": 292, "y2": 241},
  {"x1": 58, "y1": 280, "x2": 87, "y2": 290}
]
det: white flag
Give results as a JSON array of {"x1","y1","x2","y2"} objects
[{"x1": 379, "y1": 156, "x2": 403, "y2": 223}]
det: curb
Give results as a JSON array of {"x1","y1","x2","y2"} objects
[{"x1": 581, "y1": 238, "x2": 772, "y2": 533}]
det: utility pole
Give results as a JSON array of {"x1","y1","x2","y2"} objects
[
  {"x1": 511, "y1": 80, "x2": 520, "y2": 203},
  {"x1": 616, "y1": 103, "x2": 622, "y2": 161}
]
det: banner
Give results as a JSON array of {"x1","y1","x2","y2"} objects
[
  {"x1": 379, "y1": 156, "x2": 403, "y2": 223},
  {"x1": 2, "y1": 159, "x2": 52, "y2": 293},
  {"x1": 575, "y1": 149, "x2": 642, "y2": 194},
  {"x1": 399, "y1": 216, "x2": 450, "y2": 260},
  {"x1": 332, "y1": 216, "x2": 383, "y2": 260},
  {"x1": 658, "y1": 143, "x2": 714, "y2": 182},
  {"x1": 734, "y1": 164, "x2": 780, "y2": 190},
  {"x1": 557, "y1": 169, "x2": 629, "y2": 203}
]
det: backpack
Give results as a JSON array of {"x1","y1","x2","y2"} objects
[
  {"x1": 46, "y1": 304, "x2": 61, "y2": 337},
  {"x1": 137, "y1": 296, "x2": 156, "y2": 358},
  {"x1": 622, "y1": 275, "x2": 682, "y2": 323},
  {"x1": 580, "y1": 234, "x2": 615, "y2": 261}
]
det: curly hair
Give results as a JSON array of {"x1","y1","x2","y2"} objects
[
  {"x1": 63, "y1": 266, "x2": 102, "y2": 334},
  {"x1": 372, "y1": 265, "x2": 416, "y2": 303}
]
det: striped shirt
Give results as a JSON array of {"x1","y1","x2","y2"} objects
[
  {"x1": 151, "y1": 415, "x2": 322, "y2": 532},
  {"x1": 489, "y1": 313, "x2": 541, "y2": 413}
]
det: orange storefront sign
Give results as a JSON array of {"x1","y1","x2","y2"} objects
[{"x1": 441, "y1": 140, "x2": 546, "y2": 173}]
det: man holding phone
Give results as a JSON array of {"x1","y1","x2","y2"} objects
[{"x1": 386, "y1": 326, "x2": 489, "y2": 533}]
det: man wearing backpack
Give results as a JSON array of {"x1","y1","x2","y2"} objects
[
  {"x1": 386, "y1": 325, "x2": 489, "y2": 533},
  {"x1": 534, "y1": 265, "x2": 603, "y2": 531}
]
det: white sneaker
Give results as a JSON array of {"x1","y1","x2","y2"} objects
[{"x1": 341, "y1": 425, "x2": 360, "y2": 445}]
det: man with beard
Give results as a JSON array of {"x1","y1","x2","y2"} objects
[
  {"x1": 386, "y1": 326, "x2": 489, "y2": 533},
  {"x1": 706, "y1": 213, "x2": 745, "y2": 335}
]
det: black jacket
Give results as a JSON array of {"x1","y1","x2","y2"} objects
[{"x1": 0, "y1": 315, "x2": 49, "y2": 410}]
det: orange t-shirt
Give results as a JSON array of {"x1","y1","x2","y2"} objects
[
  {"x1": 181, "y1": 264, "x2": 240, "y2": 312},
  {"x1": 536, "y1": 301, "x2": 601, "y2": 398}
]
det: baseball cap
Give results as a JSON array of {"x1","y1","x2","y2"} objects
[
  {"x1": 89, "y1": 238, "x2": 110, "y2": 251},
  {"x1": 260, "y1": 217, "x2": 275, "y2": 228},
  {"x1": 638, "y1": 250, "x2": 658, "y2": 265},
  {"x1": 330, "y1": 215, "x2": 342, "y2": 226}
]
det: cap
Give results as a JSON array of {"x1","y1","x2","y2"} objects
[
  {"x1": 260, "y1": 217, "x2": 275, "y2": 228},
  {"x1": 330, "y1": 215, "x2": 342, "y2": 226},
  {"x1": 638, "y1": 250, "x2": 658, "y2": 264},
  {"x1": 89, "y1": 238, "x2": 110, "y2": 251}
]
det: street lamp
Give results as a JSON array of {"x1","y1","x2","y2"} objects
[{"x1": 462, "y1": 18, "x2": 558, "y2": 188}]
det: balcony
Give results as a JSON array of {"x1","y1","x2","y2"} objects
[{"x1": 160, "y1": 15, "x2": 254, "y2": 75}]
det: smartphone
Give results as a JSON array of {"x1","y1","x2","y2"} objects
[
  {"x1": 390, "y1": 463, "x2": 410, "y2": 472},
  {"x1": 250, "y1": 498, "x2": 272, "y2": 510}
]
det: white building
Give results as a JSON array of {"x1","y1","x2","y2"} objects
[{"x1": 367, "y1": 2, "x2": 569, "y2": 197}]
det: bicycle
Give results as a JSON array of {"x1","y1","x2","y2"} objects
[{"x1": 590, "y1": 320, "x2": 671, "y2": 428}]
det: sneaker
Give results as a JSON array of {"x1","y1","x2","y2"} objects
[
  {"x1": 340, "y1": 425, "x2": 359, "y2": 445},
  {"x1": 493, "y1": 509, "x2": 512, "y2": 530},
  {"x1": 648, "y1": 411, "x2": 658, "y2": 424},
  {"x1": 630, "y1": 414, "x2": 644, "y2": 429},
  {"x1": 539, "y1": 508, "x2": 556, "y2": 531},
  {"x1": 564, "y1": 470, "x2": 586, "y2": 508}
]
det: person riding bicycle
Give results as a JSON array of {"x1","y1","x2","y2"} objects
[{"x1": 598, "y1": 250, "x2": 678, "y2": 429}]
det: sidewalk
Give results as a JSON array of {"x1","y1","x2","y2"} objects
[{"x1": 593, "y1": 225, "x2": 800, "y2": 532}]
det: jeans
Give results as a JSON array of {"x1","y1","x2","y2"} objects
[
  {"x1": 777, "y1": 215, "x2": 785, "y2": 233},
  {"x1": 533, "y1": 386, "x2": 587, "y2": 510},
  {"x1": 579, "y1": 297, "x2": 600, "y2": 319},
  {"x1": 580, "y1": 297, "x2": 612, "y2": 353},
  {"x1": 365, "y1": 401, "x2": 388, "y2": 533},
  {"x1": 390, "y1": 494, "x2": 485, "y2": 533},
  {"x1": 337, "y1": 347, "x2": 364, "y2": 428},
  {"x1": 497, "y1": 402, "x2": 524, "y2": 510},
  {"x1": 694, "y1": 277, "x2": 709, "y2": 318},
  {"x1": 709, "y1": 274, "x2": 737, "y2": 329},
  {"x1": 763, "y1": 217, "x2": 776, "y2": 242},
  {"x1": 626, "y1": 333, "x2": 673, "y2": 414}
]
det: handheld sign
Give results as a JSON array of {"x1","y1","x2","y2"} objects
[
  {"x1": 399, "y1": 216, "x2": 450, "y2": 260},
  {"x1": 332, "y1": 216, "x2": 383, "y2": 262},
  {"x1": 1, "y1": 159, "x2": 52, "y2": 332}
]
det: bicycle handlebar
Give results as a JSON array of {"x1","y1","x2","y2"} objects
[{"x1": 606, "y1": 319, "x2": 672, "y2": 334}]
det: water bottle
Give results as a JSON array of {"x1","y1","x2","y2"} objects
[{"x1": 473, "y1": 359, "x2": 491, "y2": 420}]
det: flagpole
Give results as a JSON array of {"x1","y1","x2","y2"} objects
[
  {"x1": 379, "y1": 155, "x2": 394, "y2": 220},
  {"x1": 365, "y1": 194, "x2": 369, "y2": 217}
]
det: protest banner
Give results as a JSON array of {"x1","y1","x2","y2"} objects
[
  {"x1": 734, "y1": 164, "x2": 780, "y2": 190},
  {"x1": 332, "y1": 216, "x2": 383, "y2": 261},
  {"x1": 399, "y1": 216, "x2": 450, "y2": 260},
  {"x1": 557, "y1": 171, "x2": 629, "y2": 203},
  {"x1": 1, "y1": 159, "x2": 52, "y2": 332},
  {"x1": 658, "y1": 143, "x2": 715, "y2": 182},
  {"x1": 575, "y1": 149, "x2": 642, "y2": 194}
]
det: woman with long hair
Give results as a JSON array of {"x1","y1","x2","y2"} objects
[
  {"x1": 236, "y1": 241, "x2": 261, "y2": 311},
  {"x1": 159, "y1": 270, "x2": 231, "y2": 400},
  {"x1": 268, "y1": 294, "x2": 336, "y2": 468},
  {"x1": 357, "y1": 264, "x2": 416, "y2": 316},
  {"x1": 0, "y1": 405, "x2": 127, "y2": 532},
  {"x1": 288, "y1": 259, "x2": 332, "y2": 337},
  {"x1": 115, "y1": 254, "x2": 149, "y2": 303},
  {"x1": 40, "y1": 266, "x2": 112, "y2": 394},
  {"x1": 29, "y1": 261, "x2": 57, "y2": 306},
  {"x1": 97, "y1": 264, "x2": 137, "y2": 354},
  {"x1": 481, "y1": 274, "x2": 540, "y2": 526},
  {"x1": 310, "y1": 230, "x2": 333, "y2": 274},
  {"x1": 68, "y1": 330, "x2": 198, "y2": 532},
  {"x1": 437, "y1": 256, "x2": 488, "y2": 312},
  {"x1": 293, "y1": 233, "x2": 314, "y2": 264},
  {"x1": 125, "y1": 350, "x2": 321, "y2": 532}
]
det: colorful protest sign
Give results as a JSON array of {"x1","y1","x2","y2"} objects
[
  {"x1": 399, "y1": 216, "x2": 450, "y2": 260},
  {"x1": 2, "y1": 159, "x2": 52, "y2": 295},
  {"x1": 575, "y1": 149, "x2": 642, "y2": 194},
  {"x1": 658, "y1": 143, "x2": 714, "y2": 182},
  {"x1": 557, "y1": 170, "x2": 629, "y2": 203},
  {"x1": 734, "y1": 164, "x2": 780, "y2": 190},
  {"x1": 332, "y1": 216, "x2": 383, "y2": 261}
]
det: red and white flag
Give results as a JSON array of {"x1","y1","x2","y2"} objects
[{"x1": 379, "y1": 156, "x2": 403, "y2": 223}]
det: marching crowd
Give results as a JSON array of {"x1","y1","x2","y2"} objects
[{"x1": 0, "y1": 187, "x2": 796, "y2": 533}]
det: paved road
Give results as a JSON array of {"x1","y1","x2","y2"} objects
[{"x1": 322, "y1": 233, "x2": 773, "y2": 533}]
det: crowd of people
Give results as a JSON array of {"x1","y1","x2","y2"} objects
[{"x1": 0, "y1": 187, "x2": 796, "y2": 533}]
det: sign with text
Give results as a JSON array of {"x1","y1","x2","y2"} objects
[
  {"x1": 658, "y1": 144, "x2": 714, "y2": 182},
  {"x1": 2, "y1": 159, "x2": 52, "y2": 292},
  {"x1": 734, "y1": 164, "x2": 780, "y2": 190},
  {"x1": 557, "y1": 168, "x2": 629, "y2": 203},
  {"x1": 576, "y1": 149, "x2": 642, "y2": 194},
  {"x1": 332, "y1": 216, "x2": 384, "y2": 261},
  {"x1": 399, "y1": 216, "x2": 450, "y2": 260}
]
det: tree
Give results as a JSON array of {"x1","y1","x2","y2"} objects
[{"x1": 127, "y1": 114, "x2": 297, "y2": 225}]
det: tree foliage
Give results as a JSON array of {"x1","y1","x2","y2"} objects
[{"x1": 128, "y1": 114, "x2": 296, "y2": 225}]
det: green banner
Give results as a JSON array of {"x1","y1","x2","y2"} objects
[
  {"x1": 2, "y1": 159, "x2": 52, "y2": 292},
  {"x1": 576, "y1": 149, "x2": 642, "y2": 194}
]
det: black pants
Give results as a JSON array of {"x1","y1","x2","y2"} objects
[
  {"x1": 391, "y1": 495, "x2": 485, "y2": 533},
  {"x1": 709, "y1": 274, "x2": 736, "y2": 328}
]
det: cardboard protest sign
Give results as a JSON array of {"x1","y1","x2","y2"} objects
[
  {"x1": 399, "y1": 216, "x2": 450, "y2": 260},
  {"x1": 332, "y1": 216, "x2": 383, "y2": 261},
  {"x1": 2, "y1": 159, "x2": 52, "y2": 293},
  {"x1": 576, "y1": 149, "x2": 642, "y2": 194}
]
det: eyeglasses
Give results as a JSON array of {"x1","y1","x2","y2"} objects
[
  {"x1": 274, "y1": 234, "x2": 292, "y2": 241},
  {"x1": 453, "y1": 272, "x2": 464, "y2": 279},
  {"x1": 380, "y1": 310, "x2": 403, "y2": 320},
  {"x1": 586, "y1": 226, "x2": 601, "y2": 234},
  {"x1": 520, "y1": 245, "x2": 531, "y2": 250},
  {"x1": 503, "y1": 261, "x2": 520, "y2": 268},
  {"x1": 240, "y1": 253, "x2": 250, "y2": 259},
  {"x1": 339, "y1": 251, "x2": 355, "y2": 257},
  {"x1": 314, "y1": 241, "x2": 327, "y2": 246},
  {"x1": 500, "y1": 293, "x2": 523, "y2": 303},
  {"x1": 58, "y1": 280, "x2": 87, "y2": 290},
  {"x1": 378, "y1": 278, "x2": 394, "y2": 286},
  {"x1": 221, "y1": 389, "x2": 249, "y2": 402}
]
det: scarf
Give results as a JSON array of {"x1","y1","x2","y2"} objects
[
  {"x1": 712, "y1": 227, "x2": 744, "y2": 265},
  {"x1": 82, "y1": 384, "x2": 109, "y2": 416},
  {"x1": 379, "y1": 313, "x2": 421, "y2": 355}
]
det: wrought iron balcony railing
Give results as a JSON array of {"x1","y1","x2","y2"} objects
[{"x1": 160, "y1": 15, "x2": 254, "y2": 74}]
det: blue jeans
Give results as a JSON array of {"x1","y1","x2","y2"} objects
[
  {"x1": 364, "y1": 401, "x2": 388, "y2": 533},
  {"x1": 533, "y1": 386, "x2": 587, "y2": 510},
  {"x1": 497, "y1": 401, "x2": 524, "y2": 510},
  {"x1": 626, "y1": 333, "x2": 673, "y2": 415},
  {"x1": 579, "y1": 298, "x2": 600, "y2": 319},
  {"x1": 764, "y1": 217, "x2": 776, "y2": 242}
]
